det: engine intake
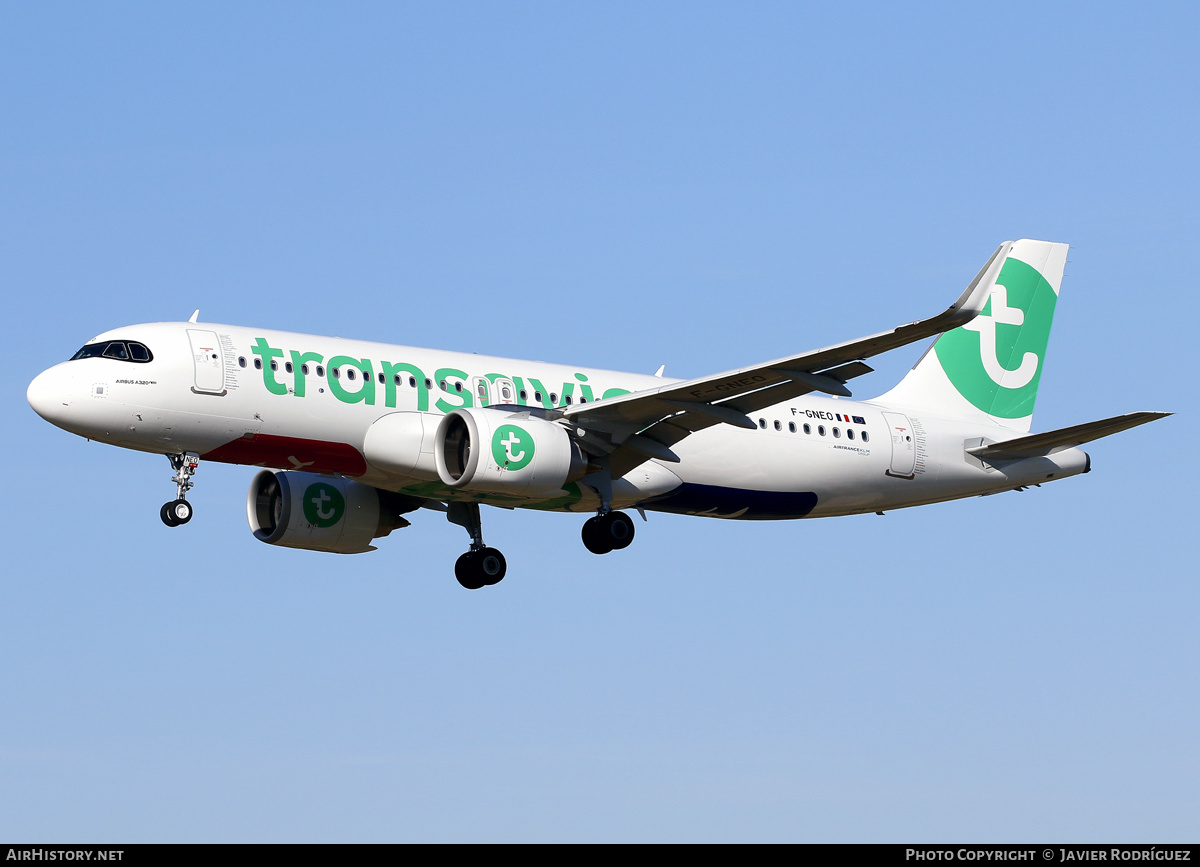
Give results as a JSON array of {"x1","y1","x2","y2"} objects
[
  {"x1": 434, "y1": 408, "x2": 589, "y2": 496},
  {"x1": 246, "y1": 470, "x2": 416, "y2": 554}
]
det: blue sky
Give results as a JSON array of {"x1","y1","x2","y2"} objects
[{"x1": 1, "y1": 2, "x2": 1195, "y2": 841}]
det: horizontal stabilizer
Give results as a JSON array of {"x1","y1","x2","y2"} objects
[{"x1": 966, "y1": 411, "x2": 1171, "y2": 461}]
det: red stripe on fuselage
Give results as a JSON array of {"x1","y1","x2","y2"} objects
[{"x1": 202, "y1": 433, "x2": 367, "y2": 476}]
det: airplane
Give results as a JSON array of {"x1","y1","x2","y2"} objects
[{"x1": 26, "y1": 239, "x2": 1168, "y2": 589}]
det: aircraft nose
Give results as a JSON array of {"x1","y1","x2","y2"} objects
[{"x1": 27, "y1": 365, "x2": 74, "y2": 426}]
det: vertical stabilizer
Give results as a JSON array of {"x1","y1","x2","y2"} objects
[{"x1": 875, "y1": 239, "x2": 1068, "y2": 432}]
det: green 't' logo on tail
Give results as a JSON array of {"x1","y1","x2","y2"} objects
[{"x1": 934, "y1": 257, "x2": 1058, "y2": 419}]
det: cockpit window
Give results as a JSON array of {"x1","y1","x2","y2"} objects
[{"x1": 70, "y1": 341, "x2": 154, "y2": 363}]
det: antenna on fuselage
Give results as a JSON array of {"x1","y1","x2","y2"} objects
[{"x1": 188, "y1": 309, "x2": 200, "y2": 323}]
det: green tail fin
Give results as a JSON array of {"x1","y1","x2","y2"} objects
[{"x1": 877, "y1": 239, "x2": 1068, "y2": 432}]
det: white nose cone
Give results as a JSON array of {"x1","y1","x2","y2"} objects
[{"x1": 27, "y1": 366, "x2": 72, "y2": 426}]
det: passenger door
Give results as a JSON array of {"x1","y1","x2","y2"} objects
[
  {"x1": 188, "y1": 329, "x2": 226, "y2": 395},
  {"x1": 882, "y1": 411, "x2": 916, "y2": 478}
]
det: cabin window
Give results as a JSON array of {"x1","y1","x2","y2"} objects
[
  {"x1": 803, "y1": 423, "x2": 811, "y2": 434},
  {"x1": 564, "y1": 394, "x2": 572, "y2": 405},
  {"x1": 534, "y1": 391, "x2": 542, "y2": 403},
  {"x1": 818, "y1": 425, "x2": 826, "y2": 436},
  {"x1": 285, "y1": 361, "x2": 293, "y2": 373},
  {"x1": 758, "y1": 418, "x2": 766, "y2": 429},
  {"x1": 346, "y1": 368, "x2": 356, "y2": 381},
  {"x1": 301, "y1": 364, "x2": 309, "y2": 375},
  {"x1": 773, "y1": 420, "x2": 782, "y2": 431},
  {"x1": 520, "y1": 390, "x2": 528, "y2": 401},
  {"x1": 455, "y1": 381, "x2": 463, "y2": 393},
  {"x1": 847, "y1": 429, "x2": 855, "y2": 440},
  {"x1": 861, "y1": 431, "x2": 869, "y2": 443},
  {"x1": 332, "y1": 367, "x2": 340, "y2": 379},
  {"x1": 425, "y1": 378, "x2": 432, "y2": 390},
  {"x1": 788, "y1": 422, "x2": 796, "y2": 433},
  {"x1": 254, "y1": 358, "x2": 262, "y2": 370},
  {"x1": 832, "y1": 427, "x2": 840, "y2": 438},
  {"x1": 439, "y1": 380, "x2": 447, "y2": 391},
  {"x1": 316, "y1": 365, "x2": 325, "y2": 377},
  {"x1": 270, "y1": 360, "x2": 278, "y2": 371},
  {"x1": 379, "y1": 373, "x2": 385, "y2": 384},
  {"x1": 550, "y1": 392, "x2": 558, "y2": 404},
  {"x1": 238, "y1": 356, "x2": 246, "y2": 368}
]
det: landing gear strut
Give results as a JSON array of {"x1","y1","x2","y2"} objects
[
  {"x1": 160, "y1": 452, "x2": 199, "y2": 527},
  {"x1": 447, "y1": 501, "x2": 507, "y2": 590}
]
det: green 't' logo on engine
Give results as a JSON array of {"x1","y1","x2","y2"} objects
[
  {"x1": 934, "y1": 257, "x2": 1058, "y2": 419},
  {"x1": 492, "y1": 424, "x2": 535, "y2": 471},
  {"x1": 303, "y1": 482, "x2": 345, "y2": 527}
]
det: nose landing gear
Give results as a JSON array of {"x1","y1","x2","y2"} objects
[
  {"x1": 447, "y1": 501, "x2": 507, "y2": 590},
  {"x1": 160, "y1": 452, "x2": 199, "y2": 527}
]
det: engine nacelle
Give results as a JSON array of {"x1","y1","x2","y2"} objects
[
  {"x1": 434, "y1": 408, "x2": 589, "y2": 496},
  {"x1": 246, "y1": 470, "x2": 413, "y2": 554},
  {"x1": 362, "y1": 411, "x2": 440, "y2": 480}
]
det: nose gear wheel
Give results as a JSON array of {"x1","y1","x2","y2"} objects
[{"x1": 160, "y1": 499, "x2": 193, "y2": 527}]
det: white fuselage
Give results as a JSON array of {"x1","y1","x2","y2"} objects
[{"x1": 27, "y1": 321, "x2": 1090, "y2": 520}]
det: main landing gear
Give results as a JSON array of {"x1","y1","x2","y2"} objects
[
  {"x1": 581, "y1": 510, "x2": 635, "y2": 554},
  {"x1": 160, "y1": 452, "x2": 199, "y2": 527},
  {"x1": 578, "y1": 461, "x2": 637, "y2": 555},
  {"x1": 447, "y1": 502, "x2": 506, "y2": 590}
]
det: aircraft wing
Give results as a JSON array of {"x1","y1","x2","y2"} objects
[
  {"x1": 966, "y1": 412, "x2": 1171, "y2": 461},
  {"x1": 564, "y1": 241, "x2": 1014, "y2": 476}
]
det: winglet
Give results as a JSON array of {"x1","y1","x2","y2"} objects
[
  {"x1": 188, "y1": 309, "x2": 200, "y2": 323},
  {"x1": 940, "y1": 240, "x2": 1013, "y2": 330}
]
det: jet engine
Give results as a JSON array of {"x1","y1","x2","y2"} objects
[
  {"x1": 434, "y1": 408, "x2": 589, "y2": 496},
  {"x1": 246, "y1": 470, "x2": 417, "y2": 554}
]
